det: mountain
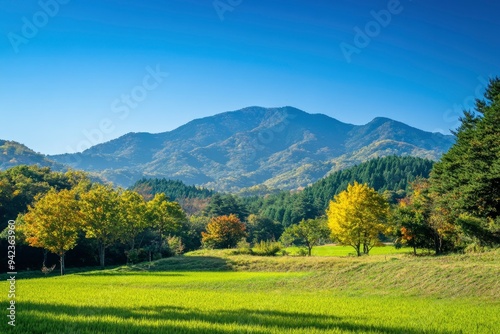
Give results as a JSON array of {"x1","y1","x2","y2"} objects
[
  {"x1": 48, "y1": 106, "x2": 454, "y2": 191},
  {"x1": 0, "y1": 140, "x2": 63, "y2": 171}
]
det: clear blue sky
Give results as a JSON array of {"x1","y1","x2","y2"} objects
[{"x1": 1, "y1": 0, "x2": 499, "y2": 154}]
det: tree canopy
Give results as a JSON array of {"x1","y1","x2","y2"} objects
[
  {"x1": 19, "y1": 189, "x2": 83, "y2": 275},
  {"x1": 202, "y1": 214, "x2": 247, "y2": 249},
  {"x1": 327, "y1": 182, "x2": 390, "y2": 256}
]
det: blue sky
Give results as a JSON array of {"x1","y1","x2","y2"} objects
[{"x1": 1, "y1": 0, "x2": 499, "y2": 154}]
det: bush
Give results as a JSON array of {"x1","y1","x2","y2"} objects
[
  {"x1": 252, "y1": 240, "x2": 282, "y2": 256},
  {"x1": 232, "y1": 238, "x2": 253, "y2": 255},
  {"x1": 297, "y1": 248, "x2": 308, "y2": 257},
  {"x1": 166, "y1": 236, "x2": 185, "y2": 256},
  {"x1": 125, "y1": 248, "x2": 147, "y2": 264}
]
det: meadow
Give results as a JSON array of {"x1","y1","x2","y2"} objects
[
  {"x1": 1, "y1": 247, "x2": 499, "y2": 333},
  {"x1": 284, "y1": 244, "x2": 418, "y2": 256}
]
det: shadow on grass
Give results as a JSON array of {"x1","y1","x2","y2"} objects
[
  {"x1": 13, "y1": 302, "x2": 456, "y2": 334},
  {"x1": 134, "y1": 256, "x2": 235, "y2": 272},
  {"x1": 74, "y1": 272, "x2": 186, "y2": 277},
  {"x1": 11, "y1": 265, "x2": 123, "y2": 280},
  {"x1": 14, "y1": 256, "x2": 233, "y2": 280}
]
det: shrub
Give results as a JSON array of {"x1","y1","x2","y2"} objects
[
  {"x1": 166, "y1": 235, "x2": 185, "y2": 256},
  {"x1": 125, "y1": 248, "x2": 147, "y2": 264},
  {"x1": 232, "y1": 238, "x2": 253, "y2": 255},
  {"x1": 252, "y1": 240, "x2": 282, "y2": 256},
  {"x1": 297, "y1": 248, "x2": 308, "y2": 257}
]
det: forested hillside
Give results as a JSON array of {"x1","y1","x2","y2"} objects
[
  {"x1": 243, "y1": 156, "x2": 434, "y2": 226},
  {"x1": 131, "y1": 178, "x2": 214, "y2": 201}
]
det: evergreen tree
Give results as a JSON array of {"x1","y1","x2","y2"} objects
[{"x1": 431, "y1": 77, "x2": 500, "y2": 248}]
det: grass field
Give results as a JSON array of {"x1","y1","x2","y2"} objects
[
  {"x1": 284, "y1": 244, "x2": 418, "y2": 256},
  {"x1": 1, "y1": 248, "x2": 499, "y2": 333}
]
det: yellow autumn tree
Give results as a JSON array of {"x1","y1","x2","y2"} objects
[
  {"x1": 327, "y1": 182, "x2": 389, "y2": 256},
  {"x1": 19, "y1": 189, "x2": 83, "y2": 275}
]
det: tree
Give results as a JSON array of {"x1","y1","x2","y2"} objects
[
  {"x1": 431, "y1": 77, "x2": 500, "y2": 248},
  {"x1": 118, "y1": 190, "x2": 148, "y2": 252},
  {"x1": 327, "y1": 182, "x2": 389, "y2": 256},
  {"x1": 202, "y1": 214, "x2": 247, "y2": 249},
  {"x1": 280, "y1": 218, "x2": 330, "y2": 256},
  {"x1": 246, "y1": 214, "x2": 283, "y2": 244},
  {"x1": 80, "y1": 184, "x2": 122, "y2": 268},
  {"x1": 19, "y1": 189, "x2": 82, "y2": 275},
  {"x1": 393, "y1": 179, "x2": 435, "y2": 255},
  {"x1": 204, "y1": 194, "x2": 248, "y2": 221},
  {"x1": 147, "y1": 193, "x2": 186, "y2": 243}
]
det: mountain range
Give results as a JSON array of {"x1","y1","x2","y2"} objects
[{"x1": 1, "y1": 107, "x2": 454, "y2": 191}]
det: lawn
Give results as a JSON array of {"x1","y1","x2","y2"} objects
[
  {"x1": 1, "y1": 249, "x2": 499, "y2": 333},
  {"x1": 284, "y1": 244, "x2": 417, "y2": 256}
]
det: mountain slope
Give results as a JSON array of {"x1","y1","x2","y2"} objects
[
  {"x1": 48, "y1": 106, "x2": 454, "y2": 191},
  {"x1": 0, "y1": 140, "x2": 63, "y2": 171}
]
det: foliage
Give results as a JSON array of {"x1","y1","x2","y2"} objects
[
  {"x1": 233, "y1": 238, "x2": 253, "y2": 255},
  {"x1": 246, "y1": 214, "x2": 283, "y2": 244},
  {"x1": 18, "y1": 189, "x2": 83, "y2": 275},
  {"x1": 327, "y1": 182, "x2": 390, "y2": 256},
  {"x1": 202, "y1": 214, "x2": 247, "y2": 249},
  {"x1": 80, "y1": 184, "x2": 122, "y2": 268},
  {"x1": 430, "y1": 77, "x2": 500, "y2": 249},
  {"x1": 245, "y1": 156, "x2": 434, "y2": 227},
  {"x1": 280, "y1": 218, "x2": 330, "y2": 256},
  {"x1": 166, "y1": 235, "x2": 185, "y2": 256},
  {"x1": 131, "y1": 178, "x2": 214, "y2": 200},
  {"x1": 252, "y1": 240, "x2": 282, "y2": 256},
  {"x1": 147, "y1": 193, "x2": 186, "y2": 244},
  {"x1": 204, "y1": 193, "x2": 249, "y2": 221},
  {"x1": 130, "y1": 178, "x2": 213, "y2": 215},
  {"x1": 0, "y1": 165, "x2": 82, "y2": 229},
  {"x1": 393, "y1": 179, "x2": 436, "y2": 254},
  {"x1": 118, "y1": 190, "x2": 148, "y2": 251}
]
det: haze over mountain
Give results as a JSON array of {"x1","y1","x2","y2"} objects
[{"x1": 43, "y1": 107, "x2": 454, "y2": 191}]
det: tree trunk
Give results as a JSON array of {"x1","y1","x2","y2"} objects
[
  {"x1": 60, "y1": 253, "x2": 65, "y2": 276},
  {"x1": 43, "y1": 249, "x2": 48, "y2": 267},
  {"x1": 308, "y1": 246, "x2": 312, "y2": 256},
  {"x1": 99, "y1": 242, "x2": 106, "y2": 269},
  {"x1": 355, "y1": 244, "x2": 361, "y2": 256},
  {"x1": 434, "y1": 234, "x2": 441, "y2": 255},
  {"x1": 413, "y1": 245, "x2": 417, "y2": 256}
]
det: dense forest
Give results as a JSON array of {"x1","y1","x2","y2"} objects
[{"x1": 131, "y1": 178, "x2": 214, "y2": 201}]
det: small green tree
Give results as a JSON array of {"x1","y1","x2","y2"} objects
[{"x1": 280, "y1": 218, "x2": 330, "y2": 256}]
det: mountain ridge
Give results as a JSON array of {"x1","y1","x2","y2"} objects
[
  {"x1": 1, "y1": 106, "x2": 454, "y2": 191},
  {"x1": 47, "y1": 106, "x2": 454, "y2": 191}
]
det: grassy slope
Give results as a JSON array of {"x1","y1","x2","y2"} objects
[
  {"x1": 134, "y1": 248, "x2": 500, "y2": 300},
  {"x1": 2, "y1": 248, "x2": 499, "y2": 333}
]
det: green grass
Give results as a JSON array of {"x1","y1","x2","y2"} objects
[
  {"x1": 284, "y1": 244, "x2": 417, "y2": 256},
  {"x1": 2, "y1": 249, "x2": 499, "y2": 333}
]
